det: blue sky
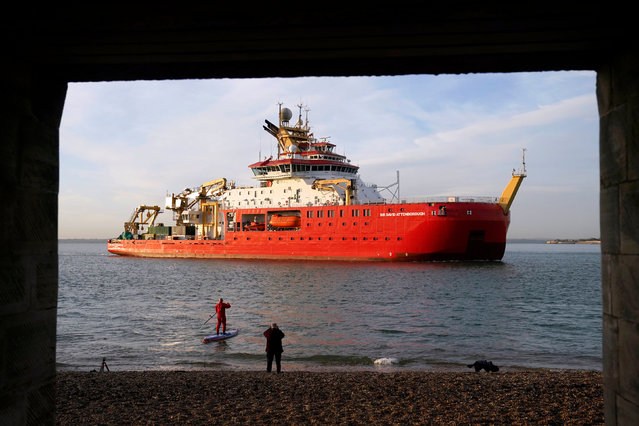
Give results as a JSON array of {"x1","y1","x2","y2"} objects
[{"x1": 59, "y1": 72, "x2": 599, "y2": 240}]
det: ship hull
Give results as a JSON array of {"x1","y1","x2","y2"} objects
[{"x1": 107, "y1": 202, "x2": 510, "y2": 261}]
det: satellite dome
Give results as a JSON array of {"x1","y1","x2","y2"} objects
[
  {"x1": 288, "y1": 145, "x2": 299, "y2": 153},
  {"x1": 280, "y1": 107, "x2": 293, "y2": 122}
]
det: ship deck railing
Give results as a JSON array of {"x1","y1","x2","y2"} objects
[
  {"x1": 215, "y1": 196, "x2": 499, "y2": 210},
  {"x1": 387, "y1": 196, "x2": 499, "y2": 204}
]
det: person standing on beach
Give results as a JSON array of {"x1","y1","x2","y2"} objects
[
  {"x1": 263, "y1": 323, "x2": 285, "y2": 373},
  {"x1": 215, "y1": 298, "x2": 231, "y2": 335}
]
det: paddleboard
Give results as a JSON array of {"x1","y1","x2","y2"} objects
[{"x1": 202, "y1": 329, "x2": 238, "y2": 343}]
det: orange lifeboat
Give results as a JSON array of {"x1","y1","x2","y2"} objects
[
  {"x1": 246, "y1": 221, "x2": 265, "y2": 231},
  {"x1": 269, "y1": 214, "x2": 301, "y2": 228}
]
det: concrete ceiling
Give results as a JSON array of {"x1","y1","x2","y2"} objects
[{"x1": 4, "y1": 4, "x2": 634, "y2": 81}]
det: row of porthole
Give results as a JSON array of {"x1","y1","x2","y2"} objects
[
  {"x1": 307, "y1": 222, "x2": 371, "y2": 226},
  {"x1": 235, "y1": 236, "x2": 402, "y2": 241}
]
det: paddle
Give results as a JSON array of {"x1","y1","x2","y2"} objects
[{"x1": 200, "y1": 314, "x2": 214, "y2": 329}]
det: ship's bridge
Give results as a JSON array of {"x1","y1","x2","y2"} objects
[{"x1": 248, "y1": 158, "x2": 359, "y2": 180}]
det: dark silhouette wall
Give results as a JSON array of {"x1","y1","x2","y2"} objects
[{"x1": 1, "y1": 5, "x2": 637, "y2": 424}]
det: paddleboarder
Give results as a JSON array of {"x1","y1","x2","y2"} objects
[
  {"x1": 263, "y1": 323, "x2": 285, "y2": 373},
  {"x1": 215, "y1": 298, "x2": 231, "y2": 335}
]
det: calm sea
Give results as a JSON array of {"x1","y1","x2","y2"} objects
[{"x1": 57, "y1": 241, "x2": 602, "y2": 372}]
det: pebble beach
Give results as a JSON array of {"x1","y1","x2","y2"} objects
[{"x1": 56, "y1": 370, "x2": 603, "y2": 424}]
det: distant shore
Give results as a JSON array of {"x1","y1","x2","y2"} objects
[
  {"x1": 55, "y1": 370, "x2": 603, "y2": 424},
  {"x1": 545, "y1": 239, "x2": 601, "y2": 244}
]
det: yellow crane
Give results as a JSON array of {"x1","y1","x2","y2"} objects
[
  {"x1": 498, "y1": 149, "x2": 527, "y2": 214},
  {"x1": 166, "y1": 178, "x2": 227, "y2": 225},
  {"x1": 312, "y1": 178, "x2": 357, "y2": 205},
  {"x1": 124, "y1": 205, "x2": 162, "y2": 235}
]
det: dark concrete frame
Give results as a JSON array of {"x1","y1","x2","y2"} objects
[{"x1": 1, "y1": 5, "x2": 637, "y2": 424}]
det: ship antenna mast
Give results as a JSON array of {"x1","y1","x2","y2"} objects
[{"x1": 515, "y1": 148, "x2": 527, "y2": 177}]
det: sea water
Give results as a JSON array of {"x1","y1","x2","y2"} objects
[{"x1": 57, "y1": 241, "x2": 602, "y2": 372}]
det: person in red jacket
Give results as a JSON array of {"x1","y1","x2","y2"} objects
[
  {"x1": 263, "y1": 323, "x2": 285, "y2": 373},
  {"x1": 215, "y1": 298, "x2": 231, "y2": 334}
]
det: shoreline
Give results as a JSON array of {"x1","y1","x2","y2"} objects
[{"x1": 56, "y1": 369, "x2": 603, "y2": 424}]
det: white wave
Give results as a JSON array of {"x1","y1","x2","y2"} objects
[{"x1": 373, "y1": 357, "x2": 399, "y2": 365}]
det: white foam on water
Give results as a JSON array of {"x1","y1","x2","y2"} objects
[{"x1": 374, "y1": 357, "x2": 399, "y2": 365}]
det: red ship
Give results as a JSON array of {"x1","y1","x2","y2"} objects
[{"x1": 107, "y1": 104, "x2": 526, "y2": 261}]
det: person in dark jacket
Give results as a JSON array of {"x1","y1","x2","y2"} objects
[{"x1": 263, "y1": 323, "x2": 285, "y2": 373}]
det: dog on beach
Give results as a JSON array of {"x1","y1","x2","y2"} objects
[{"x1": 467, "y1": 360, "x2": 499, "y2": 372}]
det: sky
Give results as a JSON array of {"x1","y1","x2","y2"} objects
[{"x1": 59, "y1": 72, "x2": 599, "y2": 240}]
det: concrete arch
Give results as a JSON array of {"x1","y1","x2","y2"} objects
[{"x1": 1, "y1": 5, "x2": 637, "y2": 424}]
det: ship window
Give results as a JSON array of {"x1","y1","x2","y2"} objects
[
  {"x1": 279, "y1": 237, "x2": 283, "y2": 240},
  {"x1": 329, "y1": 223, "x2": 333, "y2": 226},
  {"x1": 363, "y1": 237, "x2": 367, "y2": 241},
  {"x1": 226, "y1": 212, "x2": 236, "y2": 232},
  {"x1": 467, "y1": 210, "x2": 472, "y2": 215},
  {"x1": 342, "y1": 237, "x2": 347, "y2": 240},
  {"x1": 363, "y1": 209, "x2": 371, "y2": 216},
  {"x1": 431, "y1": 211, "x2": 437, "y2": 216},
  {"x1": 308, "y1": 237, "x2": 312, "y2": 240},
  {"x1": 385, "y1": 237, "x2": 390, "y2": 240},
  {"x1": 342, "y1": 222, "x2": 347, "y2": 226},
  {"x1": 364, "y1": 222, "x2": 370, "y2": 226},
  {"x1": 307, "y1": 211, "x2": 313, "y2": 218},
  {"x1": 340, "y1": 210, "x2": 344, "y2": 217},
  {"x1": 353, "y1": 237, "x2": 357, "y2": 240},
  {"x1": 373, "y1": 237, "x2": 378, "y2": 241},
  {"x1": 328, "y1": 210, "x2": 335, "y2": 217},
  {"x1": 387, "y1": 208, "x2": 393, "y2": 212},
  {"x1": 352, "y1": 210, "x2": 359, "y2": 217},
  {"x1": 328, "y1": 237, "x2": 333, "y2": 240},
  {"x1": 317, "y1": 210, "x2": 323, "y2": 217}
]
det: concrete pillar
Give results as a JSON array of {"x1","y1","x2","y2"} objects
[
  {"x1": 599, "y1": 48, "x2": 639, "y2": 424},
  {"x1": 0, "y1": 64, "x2": 66, "y2": 425}
]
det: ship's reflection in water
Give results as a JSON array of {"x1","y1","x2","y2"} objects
[{"x1": 57, "y1": 241, "x2": 601, "y2": 372}]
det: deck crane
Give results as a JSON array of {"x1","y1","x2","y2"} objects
[
  {"x1": 312, "y1": 178, "x2": 357, "y2": 205},
  {"x1": 165, "y1": 178, "x2": 227, "y2": 225},
  {"x1": 123, "y1": 205, "x2": 162, "y2": 236}
]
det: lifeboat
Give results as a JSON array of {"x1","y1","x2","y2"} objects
[
  {"x1": 269, "y1": 214, "x2": 301, "y2": 228},
  {"x1": 246, "y1": 221, "x2": 265, "y2": 231}
]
